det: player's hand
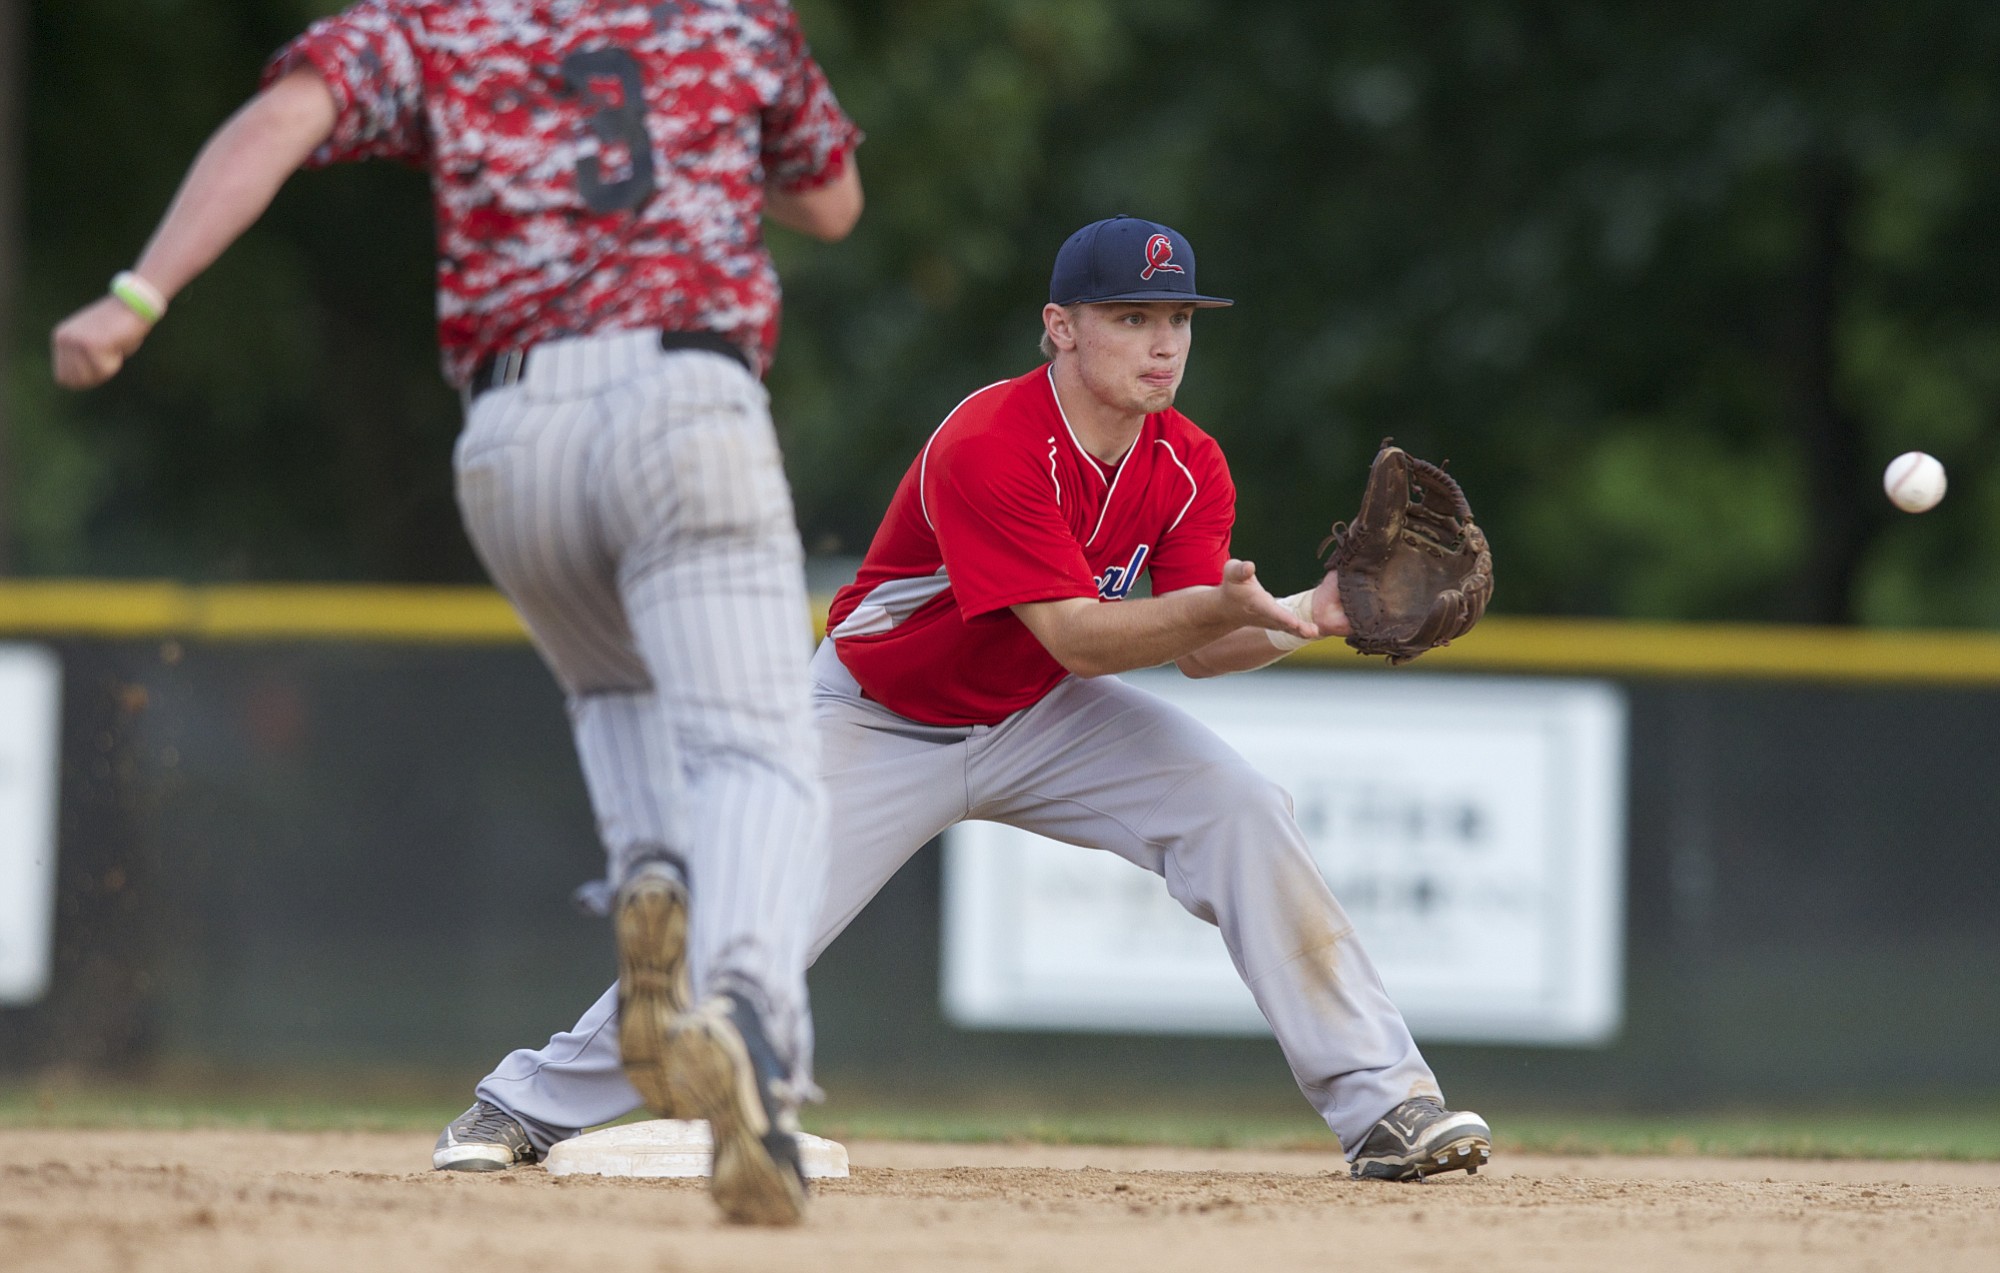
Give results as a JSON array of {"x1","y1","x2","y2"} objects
[
  {"x1": 52, "y1": 296, "x2": 154, "y2": 389},
  {"x1": 1220, "y1": 558, "x2": 1318, "y2": 642},
  {"x1": 1310, "y1": 570, "x2": 1353, "y2": 638}
]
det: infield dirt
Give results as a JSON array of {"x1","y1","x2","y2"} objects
[{"x1": 6, "y1": 1129, "x2": 1996, "y2": 1272}]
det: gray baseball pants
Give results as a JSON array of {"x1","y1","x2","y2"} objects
[
  {"x1": 453, "y1": 328, "x2": 826, "y2": 1079},
  {"x1": 477, "y1": 639, "x2": 1441, "y2": 1156}
]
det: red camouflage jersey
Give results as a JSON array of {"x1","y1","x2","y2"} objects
[
  {"x1": 827, "y1": 367, "x2": 1237, "y2": 727},
  {"x1": 265, "y1": 0, "x2": 860, "y2": 386}
]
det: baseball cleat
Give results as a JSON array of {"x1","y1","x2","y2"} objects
[
  {"x1": 615, "y1": 860, "x2": 693, "y2": 1117},
  {"x1": 669, "y1": 991, "x2": 808, "y2": 1226},
  {"x1": 433, "y1": 1101, "x2": 535, "y2": 1172},
  {"x1": 1349, "y1": 1097, "x2": 1493, "y2": 1182}
]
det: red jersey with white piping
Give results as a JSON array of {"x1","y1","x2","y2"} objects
[{"x1": 827, "y1": 365, "x2": 1235, "y2": 726}]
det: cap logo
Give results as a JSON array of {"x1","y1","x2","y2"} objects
[{"x1": 1139, "y1": 233, "x2": 1185, "y2": 281}]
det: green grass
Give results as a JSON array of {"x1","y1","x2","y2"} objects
[
  {"x1": 0, "y1": 1074, "x2": 465, "y2": 1134},
  {"x1": 805, "y1": 1101, "x2": 2000, "y2": 1161},
  {"x1": 1489, "y1": 1109, "x2": 2000, "y2": 1162},
  {"x1": 804, "y1": 1103, "x2": 1330, "y2": 1150},
  {"x1": 5, "y1": 1077, "x2": 1998, "y2": 1161}
]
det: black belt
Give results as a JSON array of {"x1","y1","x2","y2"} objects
[{"x1": 468, "y1": 330, "x2": 752, "y2": 399}]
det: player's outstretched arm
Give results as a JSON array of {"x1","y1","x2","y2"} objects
[
  {"x1": 51, "y1": 66, "x2": 337, "y2": 390},
  {"x1": 1176, "y1": 569, "x2": 1352, "y2": 678},
  {"x1": 1013, "y1": 558, "x2": 1317, "y2": 680}
]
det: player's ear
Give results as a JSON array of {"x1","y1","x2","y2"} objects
[{"x1": 1041, "y1": 303, "x2": 1078, "y2": 355}]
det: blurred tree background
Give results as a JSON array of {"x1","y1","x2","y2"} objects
[{"x1": 9, "y1": 0, "x2": 2000, "y2": 625}]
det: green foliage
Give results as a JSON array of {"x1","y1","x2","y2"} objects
[
  {"x1": 18, "y1": 0, "x2": 463, "y2": 580},
  {"x1": 1517, "y1": 421, "x2": 1806, "y2": 620},
  {"x1": 11, "y1": 0, "x2": 2000, "y2": 624}
]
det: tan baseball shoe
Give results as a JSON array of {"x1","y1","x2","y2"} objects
[
  {"x1": 614, "y1": 859, "x2": 693, "y2": 1116},
  {"x1": 669, "y1": 991, "x2": 809, "y2": 1225}
]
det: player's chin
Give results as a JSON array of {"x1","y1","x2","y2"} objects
[{"x1": 1133, "y1": 382, "x2": 1179, "y2": 412}]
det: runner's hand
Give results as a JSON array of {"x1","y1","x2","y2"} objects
[{"x1": 53, "y1": 296, "x2": 153, "y2": 389}]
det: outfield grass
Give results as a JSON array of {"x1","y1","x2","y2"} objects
[
  {"x1": 1489, "y1": 1109, "x2": 2000, "y2": 1162},
  {"x1": 0, "y1": 1078, "x2": 465, "y2": 1135},
  {"x1": 805, "y1": 1101, "x2": 2000, "y2": 1161},
  {"x1": 805, "y1": 1102, "x2": 1328, "y2": 1151},
  {"x1": 5, "y1": 1078, "x2": 1998, "y2": 1161}
]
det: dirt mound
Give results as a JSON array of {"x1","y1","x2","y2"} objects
[{"x1": 7, "y1": 1130, "x2": 1996, "y2": 1272}]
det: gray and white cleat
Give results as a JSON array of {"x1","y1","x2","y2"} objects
[
  {"x1": 1349, "y1": 1097, "x2": 1493, "y2": 1181},
  {"x1": 433, "y1": 1100, "x2": 535, "y2": 1172}
]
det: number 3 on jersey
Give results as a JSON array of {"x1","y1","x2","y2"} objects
[{"x1": 560, "y1": 48, "x2": 656, "y2": 213}]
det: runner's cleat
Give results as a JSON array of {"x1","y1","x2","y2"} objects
[
  {"x1": 432, "y1": 1101, "x2": 535, "y2": 1172},
  {"x1": 670, "y1": 991, "x2": 809, "y2": 1226},
  {"x1": 1349, "y1": 1097, "x2": 1493, "y2": 1181},
  {"x1": 615, "y1": 860, "x2": 693, "y2": 1116}
]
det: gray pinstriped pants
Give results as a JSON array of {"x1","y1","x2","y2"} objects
[{"x1": 453, "y1": 328, "x2": 827, "y2": 1077}]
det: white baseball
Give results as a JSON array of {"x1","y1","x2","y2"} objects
[{"x1": 1884, "y1": 451, "x2": 1946, "y2": 513}]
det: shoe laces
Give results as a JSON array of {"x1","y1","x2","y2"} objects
[{"x1": 457, "y1": 1102, "x2": 525, "y2": 1141}]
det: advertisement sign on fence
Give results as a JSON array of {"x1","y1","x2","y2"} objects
[
  {"x1": 942, "y1": 670, "x2": 1627, "y2": 1046},
  {"x1": 0, "y1": 645, "x2": 63, "y2": 1007}
]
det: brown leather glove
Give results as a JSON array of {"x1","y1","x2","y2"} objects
[{"x1": 1321, "y1": 442, "x2": 1494, "y2": 666}]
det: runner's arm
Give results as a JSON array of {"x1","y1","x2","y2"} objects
[{"x1": 52, "y1": 67, "x2": 336, "y2": 389}]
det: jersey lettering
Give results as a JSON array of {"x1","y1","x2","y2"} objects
[{"x1": 1094, "y1": 543, "x2": 1150, "y2": 600}]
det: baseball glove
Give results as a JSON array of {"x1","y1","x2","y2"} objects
[{"x1": 1320, "y1": 441, "x2": 1493, "y2": 666}]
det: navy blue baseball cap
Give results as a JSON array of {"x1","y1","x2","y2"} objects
[{"x1": 1049, "y1": 215, "x2": 1234, "y2": 308}]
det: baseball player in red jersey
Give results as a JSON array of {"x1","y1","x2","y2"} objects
[
  {"x1": 50, "y1": 1, "x2": 862, "y2": 1225},
  {"x1": 447, "y1": 216, "x2": 1494, "y2": 1183}
]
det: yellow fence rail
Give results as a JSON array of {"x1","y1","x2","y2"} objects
[
  {"x1": 2, "y1": 579, "x2": 1998, "y2": 685},
  {"x1": 1294, "y1": 614, "x2": 2000, "y2": 685},
  {"x1": 0, "y1": 580, "x2": 527, "y2": 643}
]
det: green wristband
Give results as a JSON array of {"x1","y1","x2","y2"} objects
[{"x1": 110, "y1": 271, "x2": 165, "y2": 323}]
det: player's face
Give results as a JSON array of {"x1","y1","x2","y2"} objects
[{"x1": 1069, "y1": 302, "x2": 1194, "y2": 416}]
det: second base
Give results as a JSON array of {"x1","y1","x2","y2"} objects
[{"x1": 541, "y1": 1119, "x2": 850, "y2": 1179}]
